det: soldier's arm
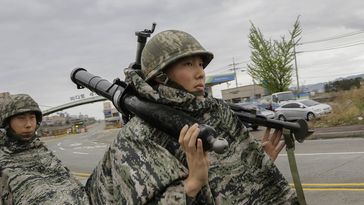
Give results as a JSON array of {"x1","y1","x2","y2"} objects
[
  {"x1": 156, "y1": 183, "x2": 215, "y2": 205},
  {"x1": 0, "y1": 173, "x2": 13, "y2": 205}
]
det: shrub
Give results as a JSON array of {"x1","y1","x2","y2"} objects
[{"x1": 315, "y1": 86, "x2": 364, "y2": 127}]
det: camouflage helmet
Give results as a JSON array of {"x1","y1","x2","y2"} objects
[
  {"x1": 0, "y1": 94, "x2": 42, "y2": 128},
  {"x1": 141, "y1": 30, "x2": 214, "y2": 81}
]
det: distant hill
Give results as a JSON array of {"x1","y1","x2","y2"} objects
[
  {"x1": 334, "y1": 73, "x2": 364, "y2": 81},
  {"x1": 291, "y1": 73, "x2": 364, "y2": 93}
]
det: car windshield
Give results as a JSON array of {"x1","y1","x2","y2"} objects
[
  {"x1": 236, "y1": 103, "x2": 262, "y2": 112},
  {"x1": 236, "y1": 103, "x2": 256, "y2": 109},
  {"x1": 255, "y1": 104, "x2": 267, "y2": 111},
  {"x1": 300, "y1": 100, "x2": 320, "y2": 107}
]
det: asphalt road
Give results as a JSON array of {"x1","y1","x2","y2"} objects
[
  {"x1": 42, "y1": 124, "x2": 364, "y2": 205},
  {"x1": 43, "y1": 122, "x2": 116, "y2": 174}
]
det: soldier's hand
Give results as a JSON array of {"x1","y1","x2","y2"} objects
[
  {"x1": 179, "y1": 123, "x2": 209, "y2": 197},
  {"x1": 262, "y1": 127, "x2": 285, "y2": 161}
]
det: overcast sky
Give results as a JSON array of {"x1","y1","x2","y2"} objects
[{"x1": 1, "y1": 0, "x2": 364, "y2": 119}]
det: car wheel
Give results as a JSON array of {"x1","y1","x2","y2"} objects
[
  {"x1": 278, "y1": 115, "x2": 286, "y2": 121},
  {"x1": 307, "y1": 112, "x2": 315, "y2": 121},
  {"x1": 252, "y1": 125, "x2": 259, "y2": 131}
]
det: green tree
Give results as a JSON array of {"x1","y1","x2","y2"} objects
[
  {"x1": 325, "y1": 77, "x2": 362, "y2": 92},
  {"x1": 247, "y1": 17, "x2": 302, "y2": 93}
]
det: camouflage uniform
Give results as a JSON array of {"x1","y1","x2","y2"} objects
[
  {"x1": 0, "y1": 94, "x2": 90, "y2": 205},
  {"x1": 85, "y1": 30, "x2": 297, "y2": 204}
]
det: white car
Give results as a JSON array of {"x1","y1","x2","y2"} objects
[
  {"x1": 234, "y1": 102, "x2": 276, "y2": 130},
  {"x1": 256, "y1": 104, "x2": 276, "y2": 119},
  {"x1": 275, "y1": 99, "x2": 332, "y2": 121}
]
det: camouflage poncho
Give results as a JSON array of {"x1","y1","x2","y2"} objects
[
  {"x1": 0, "y1": 132, "x2": 90, "y2": 205},
  {"x1": 86, "y1": 68, "x2": 298, "y2": 204}
]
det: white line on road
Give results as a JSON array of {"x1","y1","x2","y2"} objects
[
  {"x1": 279, "y1": 151, "x2": 364, "y2": 156},
  {"x1": 57, "y1": 142, "x2": 62, "y2": 146},
  {"x1": 73, "y1": 151, "x2": 89, "y2": 155},
  {"x1": 73, "y1": 145, "x2": 107, "y2": 150},
  {"x1": 59, "y1": 147, "x2": 65, "y2": 150},
  {"x1": 70, "y1": 143, "x2": 82, "y2": 147}
]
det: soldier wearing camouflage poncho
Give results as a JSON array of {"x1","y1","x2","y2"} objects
[
  {"x1": 0, "y1": 93, "x2": 90, "y2": 204},
  {"x1": 85, "y1": 30, "x2": 299, "y2": 204}
]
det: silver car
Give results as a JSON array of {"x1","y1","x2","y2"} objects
[{"x1": 275, "y1": 99, "x2": 332, "y2": 121}]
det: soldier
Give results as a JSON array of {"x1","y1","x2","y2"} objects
[
  {"x1": 86, "y1": 30, "x2": 298, "y2": 204},
  {"x1": 0, "y1": 93, "x2": 90, "y2": 204}
]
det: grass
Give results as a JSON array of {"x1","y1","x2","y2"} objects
[{"x1": 314, "y1": 86, "x2": 364, "y2": 128}]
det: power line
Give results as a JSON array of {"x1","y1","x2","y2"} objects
[
  {"x1": 297, "y1": 60, "x2": 362, "y2": 71},
  {"x1": 297, "y1": 41, "x2": 364, "y2": 53},
  {"x1": 300, "y1": 30, "x2": 364, "y2": 45},
  {"x1": 206, "y1": 60, "x2": 249, "y2": 74},
  {"x1": 205, "y1": 65, "x2": 230, "y2": 74},
  {"x1": 300, "y1": 71, "x2": 364, "y2": 79}
]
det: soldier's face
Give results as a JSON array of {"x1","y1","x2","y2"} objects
[
  {"x1": 9, "y1": 112, "x2": 37, "y2": 140},
  {"x1": 165, "y1": 56, "x2": 205, "y2": 94}
]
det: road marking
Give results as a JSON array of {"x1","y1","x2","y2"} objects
[
  {"x1": 59, "y1": 147, "x2": 65, "y2": 150},
  {"x1": 289, "y1": 183, "x2": 364, "y2": 191},
  {"x1": 279, "y1": 151, "x2": 364, "y2": 156},
  {"x1": 73, "y1": 145, "x2": 107, "y2": 150},
  {"x1": 70, "y1": 143, "x2": 82, "y2": 147},
  {"x1": 299, "y1": 183, "x2": 364, "y2": 186},
  {"x1": 73, "y1": 151, "x2": 88, "y2": 155},
  {"x1": 72, "y1": 172, "x2": 91, "y2": 178},
  {"x1": 302, "y1": 188, "x2": 364, "y2": 191},
  {"x1": 57, "y1": 142, "x2": 62, "y2": 146}
]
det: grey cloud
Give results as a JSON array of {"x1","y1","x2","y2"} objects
[{"x1": 1, "y1": 0, "x2": 364, "y2": 118}]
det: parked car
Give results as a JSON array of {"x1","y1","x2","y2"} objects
[
  {"x1": 258, "y1": 98, "x2": 281, "y2": 111},
  {"x1": 254, "y1": 103, "x2": 276, "y2": 119},
  {"x1": 234, "y1": 102, "x2": 276, "y2": 130},
  {"x1": 275, "y1": 99, "x2": 332, "y2": 121}
]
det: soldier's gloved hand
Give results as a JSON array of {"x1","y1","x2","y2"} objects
[
  {"x1": 179, "y1": 123, "x2": 210, "y2": 198},
  {"x1": 262, "y1": 127, "x2": 285, "y2": 161}
]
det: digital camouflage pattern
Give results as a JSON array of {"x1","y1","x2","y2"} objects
[
  {"x1": 0, "y1": 94, "x2": 90, "y2": 204},
  {"x1": 0, "y1": 94, "x2": 42, "y2": 128},
  {"x1": 86, "y1": 68, "x2": 298, "y2": 204},
  {"x1": 141, "y1": 30, "x2": 214, "y2": 81},
  {"x1": 0, "y1": 132, "x2": 90, "y2": 205}
]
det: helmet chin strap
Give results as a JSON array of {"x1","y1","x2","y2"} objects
[
  {"x1": 5, "y1": 123, "x2": 39, "y2": 142},
  {"x1": 154, "y1": 72, "x2": 170, "y2": 85},
  {"x1": 154, "y1": 72, "x2": 205, "y2": 97}
]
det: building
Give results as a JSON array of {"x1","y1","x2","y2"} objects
[
  {"x1": 103, "y1": 101, "x2": 122, "y2": 129},
  {"x1": 205, "y1": 73, "x2": 236, "y2": 96},
  {"x1": 221, "y1": 84, "x2": 267, "y2": 103},
  {"x1": 43, "y1": 115, "x2": 67, "y2": 126}
]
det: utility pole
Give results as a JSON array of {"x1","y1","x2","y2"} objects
[
  {"x1": 230, "y1": 57, "x2": 238, "y2": 87},
  {"x1": 228, "y1": 57, "x2": 247, "y2": 88},
  {"x1": 293, "y1": 44, "x2": 300, "y2": 98},
  {"x1": 252, "y1": 79, "x2": 256, "y2": 100}
]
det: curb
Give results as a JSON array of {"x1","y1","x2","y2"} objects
[{"x1": 308, "y1": 131, "x2": 364, "y2": 140}]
